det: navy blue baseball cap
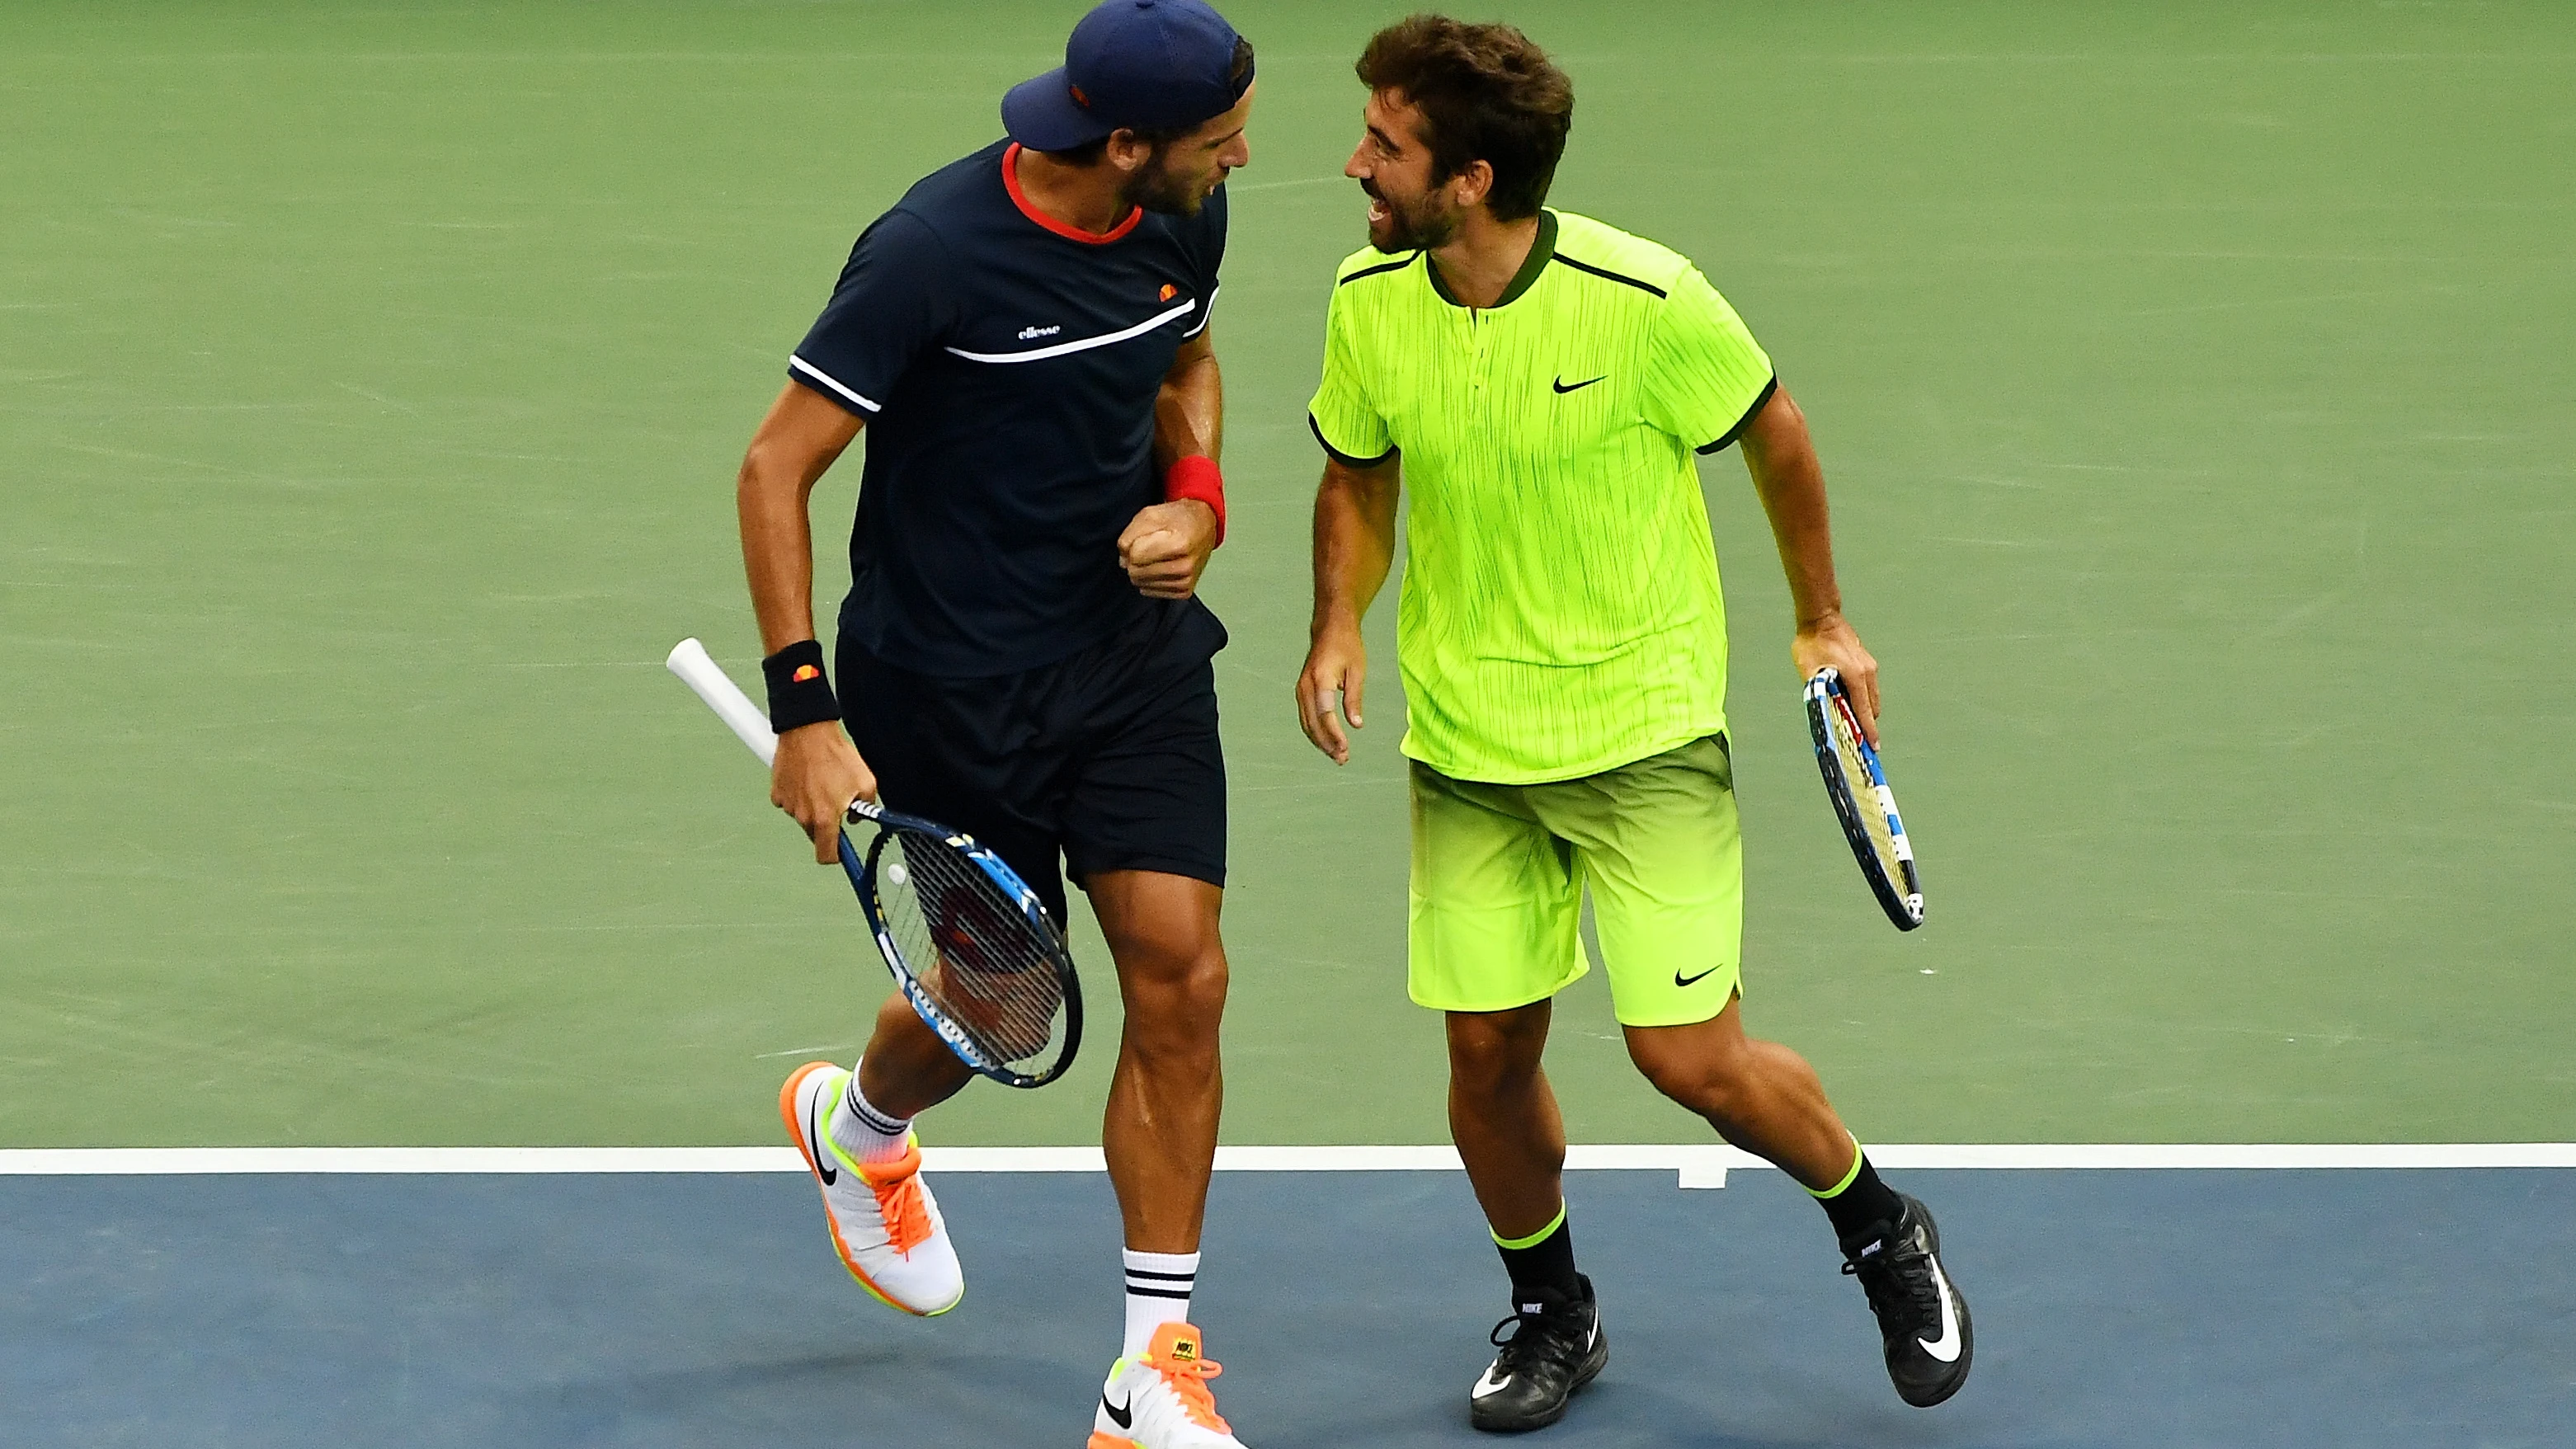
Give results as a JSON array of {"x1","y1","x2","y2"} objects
[{"x1": 1002, "y1": 0, "x2": 1250, "y2": 153}]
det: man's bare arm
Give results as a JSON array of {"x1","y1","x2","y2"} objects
[
  {"x1": 1294, "y1": 451, "x2": 1401, "y2": 764},
  {"x1": 741, "y1": 383, "x2": 862, "y2": 650},
  {"x1": 1121, "y1": 329, "x2": 1224, "y2": 599},
  {"x1": 1152, "y1": 327, "x2": 1222, "y2": 471},
  {"x1": 737, "y1": 381, "x2": 874, "y2": 861},
  {"x1": 1736, "y1": 383, "x2": 1882, "y2": 741}
]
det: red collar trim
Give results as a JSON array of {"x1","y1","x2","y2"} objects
[{"x1": 1003, "y1": 143, "x2": 1143, "y2": 244}]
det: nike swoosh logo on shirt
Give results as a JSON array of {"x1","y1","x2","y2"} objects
[
  {"x1": 1102, "y1": 1392, "x2": 1136, "y2": 1428},
  {"x1": 1552, "y1": 375, "x2": 1605, "y2": 394},
  {"x1": 1915, "y1": 1255, "x2": 1963, "y2": 1362},
  {"x1": 1674, "y1": 964, "x2": 1725, "y2": 988}
]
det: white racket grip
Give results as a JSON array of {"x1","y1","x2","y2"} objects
[{"x1": 666, "y1": 638, "x2": 779, "y2": 768}]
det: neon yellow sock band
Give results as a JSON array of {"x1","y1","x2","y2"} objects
[
  {"x1": 1808, "y1": 1136, "x2": 1867, "y2": 1199},
  {"x1": 1491, "y1": 1202, "x2": 1569, "y2": 1251}
]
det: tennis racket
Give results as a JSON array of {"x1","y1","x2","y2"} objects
[
  {"x1": 665, "y1": 638, "x2": 1083, "y2": 1089},
  {"x1": 1805, "y1": 667, "x2": 1924, "y2": 931}
]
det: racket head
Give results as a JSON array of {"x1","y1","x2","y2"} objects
[
  {"x1": 1804, "y1": 668, "x2": 1925, "y2": 931},
  {"x1": 839, "y1": 816, "x2": 1083, "y2": 1089}
]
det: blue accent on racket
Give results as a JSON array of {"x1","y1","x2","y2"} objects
[
  {"x1": 1805, "y1": 667, "x2": 1924, "y2": 931},
  {"x1": 836, "y1": 799, "x2": 1083, "y2": 1089}
]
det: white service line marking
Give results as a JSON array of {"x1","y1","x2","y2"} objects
[
  {"x1": 1227, "y1": 175, "x2": 1349, "y2": 193},
  {"x1": 2, "y1": 1144, "x2": 2570, "y2": 1185}
]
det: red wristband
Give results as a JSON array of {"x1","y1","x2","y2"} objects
[{"x1": 1162, "y1": 454, "x2": 1226, "y2": 547}]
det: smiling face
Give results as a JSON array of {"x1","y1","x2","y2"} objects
[
  {"x1": 1121, "y1": 82, "x2": 1255, "y2": 218},
  {"x1": 1345, "y1": 88, "x2": 1475, "y2": 253}
]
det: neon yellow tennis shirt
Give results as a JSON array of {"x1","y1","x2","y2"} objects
[{"x1": 1307, "y1": 209, "x2": 1778, "y2": 783}]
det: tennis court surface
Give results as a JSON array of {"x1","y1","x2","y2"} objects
[
  {"x1": 8, "y1": 1157, "x2": 2573, "y2": 1447},
  {"x1": 4, "y1": 1, "x2": 2570, "y2": 1445}
]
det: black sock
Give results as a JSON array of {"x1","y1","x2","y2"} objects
[
  {"x1": 1815, "y1": 1149, "x2": 1905, "y2": 1244},
  {"x1": 1493, "y1": 1206, "x2": 1583, "y2": 1306}
]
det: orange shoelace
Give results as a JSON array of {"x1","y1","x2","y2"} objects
[
  {"x1": 866, "y1": 1171, "x2": 934, "y2": 1255},
  {"x1": 1151, "y1": 1349, "x2": 1229, "y2": 1433}
]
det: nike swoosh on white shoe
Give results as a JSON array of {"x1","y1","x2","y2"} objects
[
  {"x1": 1914, "y1": 1256, "x2": 1962, "y2": 1363},
  {"x1": 805, "y1": 1086, "x2": 836, "y2": 1186},
  {"x1": 1471, "y1": 1362, "x2": 1513, "y2": 1399}
]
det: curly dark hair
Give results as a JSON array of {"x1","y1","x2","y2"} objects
[{"x1": 1356, "y1": 15, "x2": 1573, "y2": 221}]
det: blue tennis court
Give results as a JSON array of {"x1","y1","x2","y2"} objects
[{"x1": 8, "y1": 1164, "x2": 2569, "y2": 1447}]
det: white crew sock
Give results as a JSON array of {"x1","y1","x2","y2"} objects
[
  {"x1": 829, "y1": 1063, "x2": 913, "y2": 1166},
  {"x1": 1122, "y1": 1249, "x2": 1200, "y2": 1357}
]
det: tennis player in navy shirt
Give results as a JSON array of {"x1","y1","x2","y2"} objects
[{"x1": 732, "y1": 3, "x2": 1260, "y2": 1443}]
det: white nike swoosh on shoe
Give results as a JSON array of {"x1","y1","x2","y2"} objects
[
  {"x1": 1471, "y1": 1362, "x2": 1513, "y2": 1399},
  {"x1": 1915, "y1": 1255, "x2": 1963, "y2": 1363}
]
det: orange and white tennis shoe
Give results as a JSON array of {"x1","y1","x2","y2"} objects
[
  {"x1": 779, "y1": 1061, "x2": 963, "y2": 1316},
  {"x1": 1090, "y1": 1323, "x2": 1250, "y2": 1448}
]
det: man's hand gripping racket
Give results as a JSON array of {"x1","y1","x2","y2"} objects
[
  {"x1": 1806, "y1": 664, "x2": 1924, "y2": 932},
  {"x1": 666, "y1": 638, "x2": 1084, "y2": 1088}
]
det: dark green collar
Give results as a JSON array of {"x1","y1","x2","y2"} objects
[{"x1": 1425, "y1": 209, "x2": 1557, "y2": 309}]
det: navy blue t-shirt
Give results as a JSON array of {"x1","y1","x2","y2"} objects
[{"x1": 789, "y1": 139, "x2": 1227, "y2": 678}]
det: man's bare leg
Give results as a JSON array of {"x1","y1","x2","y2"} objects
[
  {"x1": 1445, "y1": 1000, "x2": 1567, "y2": 1241},
  {"x1": 1620, "y1": 994, "x2": 1852, "y2": 1189},
  {"x1": 1085, "y1": 868, "x2": 1228, "y2": 1374},
  {"x1": 1444, "y1": 997, "x2": 1608, "y2": 1432},
  {"x1": 854, "y1": 993, "x2": 976, "y2": 1119},
  {"x1": 1626, "y1": 993, "x2": 1972, "y2": 1407},
  {"x1": 1088, "y1": 869, "x2": 1228, "y2": 1250}
]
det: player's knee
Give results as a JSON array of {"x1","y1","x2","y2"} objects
[
  {"x1": 1446, "y1": 1009, "x2": 1547, "y2": 1095},
  {"x1": 1631, "y1": 1034, "x2": 1755, "y2": 1120},
  {"x1": 1118, "y1": 943, "x2": 1229, "y2": 1054}
]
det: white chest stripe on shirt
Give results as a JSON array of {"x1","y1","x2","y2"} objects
[{"x1": 944, "y1": 299, "x2": 1195, "y2": 364}]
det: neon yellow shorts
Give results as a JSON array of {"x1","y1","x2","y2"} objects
[{"x1": 1408, "y1": 736, "x2": 1743, "y2": 1028}]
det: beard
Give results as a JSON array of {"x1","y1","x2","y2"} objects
[
  {"x1": 1122, "y1": 148, "x2": 1213, "y2": 218},
  {"x1": 1365, "y1": 181, "x2": 1460, "y2": 253}
]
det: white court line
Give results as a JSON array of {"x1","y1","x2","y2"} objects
[
  {"x1": 1227, "y1": 175, "x2": 1348, "y2": 193},
  {"x1": 2, "y1": 1144, "x2": 2569, "y2": 1190}
]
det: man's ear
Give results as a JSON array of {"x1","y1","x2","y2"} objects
[
  {"x1": 1105, "y1": 129, "x2": 1156, "y2": 176},
  {"x1": 1450, "y1": 158, "x2": 1496, "y2": 212}
]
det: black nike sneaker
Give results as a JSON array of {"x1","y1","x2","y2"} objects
[
  {"x1": 1839, "y1": 1193, "x2": 1972, "y2": 1407},
  {"x1": 1467, "y1": 1274, "x2": 1609, "y2": 1433}
]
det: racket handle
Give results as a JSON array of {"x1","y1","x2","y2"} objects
[{"x1": 666, "y1": 638, "x2": 779, "y2": 767}]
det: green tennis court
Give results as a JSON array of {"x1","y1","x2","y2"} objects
[{"x1": 4, "y1": 2, "x2": 2571, "y2": 1442}]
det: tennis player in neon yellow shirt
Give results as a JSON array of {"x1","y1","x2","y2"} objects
[{"x1": 1295, "y1": 16, "x2": 1973, "y2": 1433}]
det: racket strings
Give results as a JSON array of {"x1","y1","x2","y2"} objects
[
  {"x1": 883, "y1": 834, "x2": 1067, "y2": 1065},
  {"x1": 1832, "y1": 702, "x2": 1905, "y2": 877}
]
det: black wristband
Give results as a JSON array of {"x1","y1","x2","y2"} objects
[{"x1": 761, "y1": 640, "x2": 840, "y2": 733}]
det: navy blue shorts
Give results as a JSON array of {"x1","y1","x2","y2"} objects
[{"x1": 836, "y1": 600, "x2": 1227, "y2": 924}]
